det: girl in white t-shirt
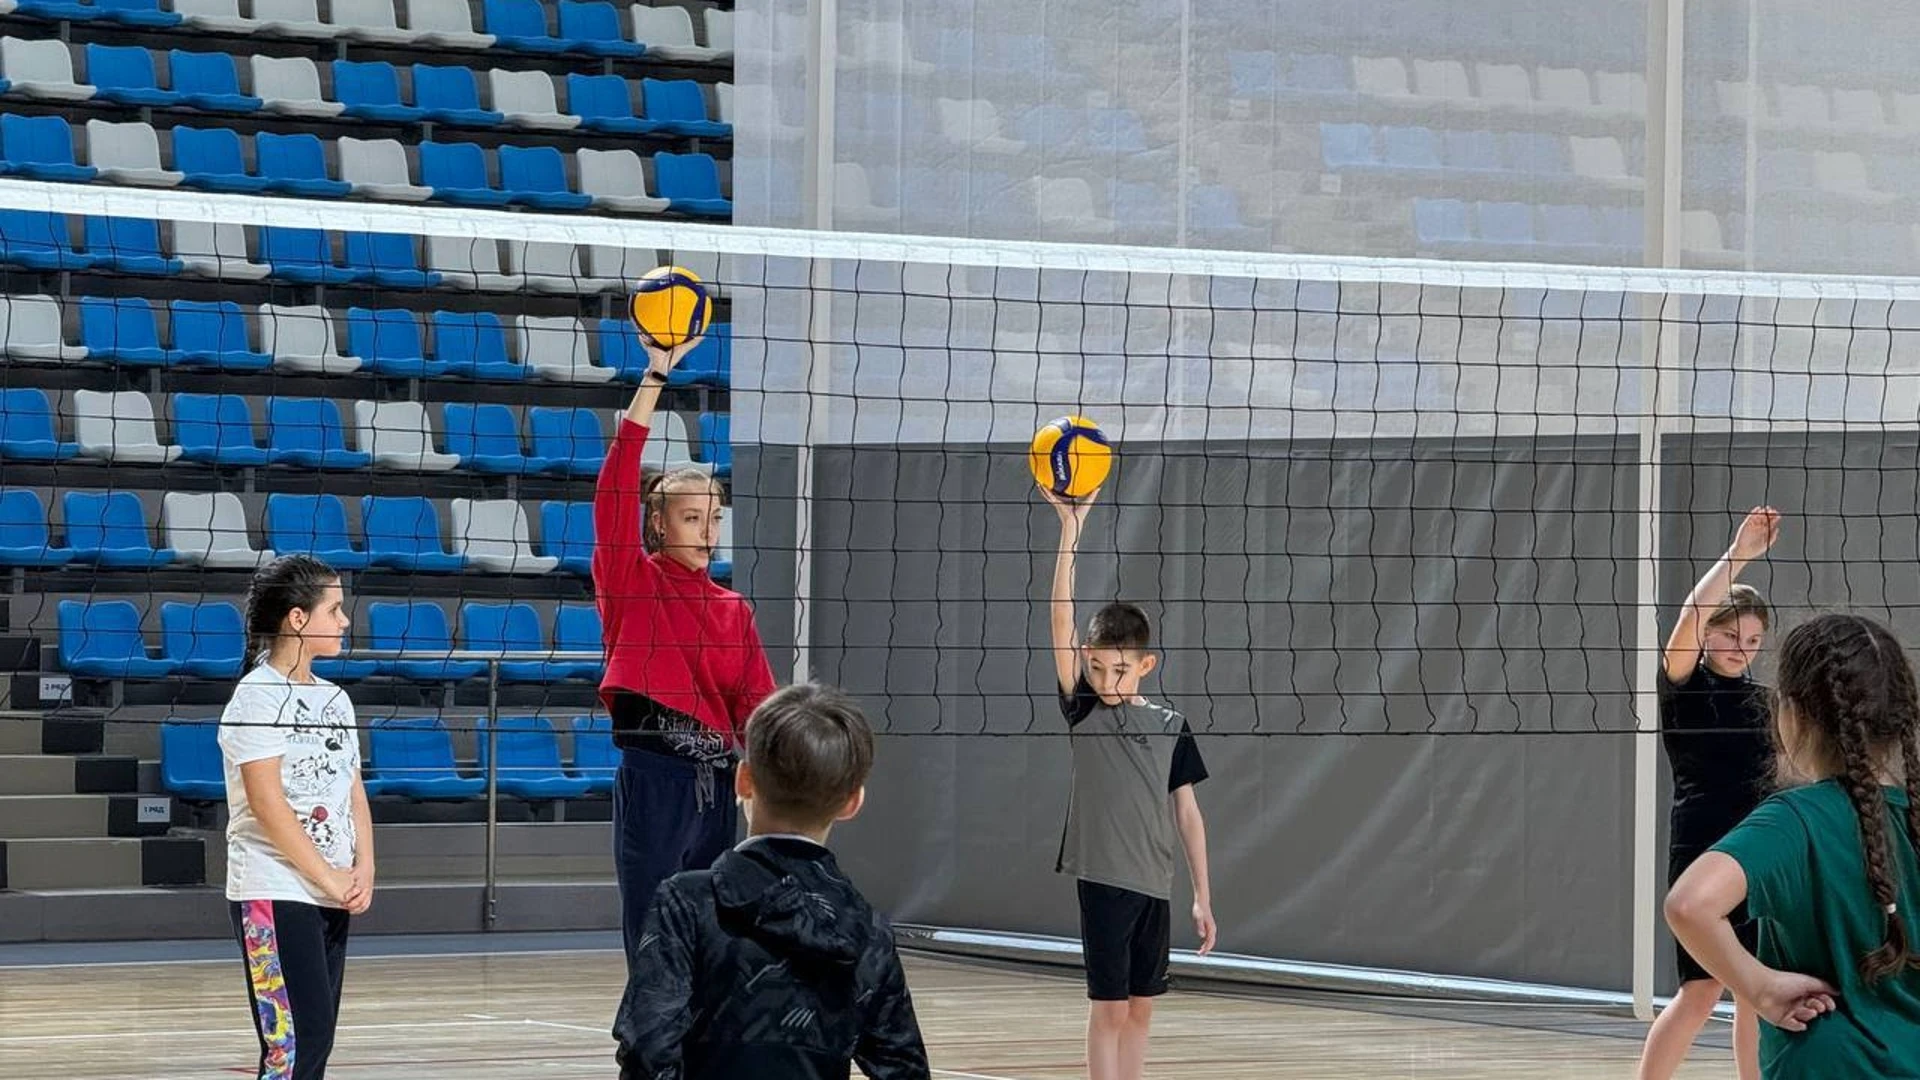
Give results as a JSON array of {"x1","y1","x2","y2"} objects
[{"x1": 219, "y1": 555, "x2": 373, "y2": 1080}]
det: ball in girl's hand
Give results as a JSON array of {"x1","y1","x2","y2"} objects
[
  {"x1": 1029, "y1": 416, "x2": 1112, "y2": 499},
  {"x1": 630, "y1": 266, "x2": 713, "y2": 348}
]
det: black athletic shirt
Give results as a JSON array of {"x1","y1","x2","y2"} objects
[{"x1": 1659, "y1": 664, "x2": 1774, "y2": 850}]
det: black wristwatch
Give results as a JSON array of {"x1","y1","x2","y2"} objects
[{"x1": 642, "y1": 369, "x2": 670, "y2": 385}]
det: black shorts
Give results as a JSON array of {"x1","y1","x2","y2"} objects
[
  {"x1": 1669, "y1": 844, "x2": 1759, "y2": 984},
  {"x1": 1077, "y1": 880, "x2": 1171, "y2": 1001}
]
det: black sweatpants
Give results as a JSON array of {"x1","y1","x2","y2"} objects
[{"x1": 231, "y1": 899, "x2": 351, "y2": 1080}]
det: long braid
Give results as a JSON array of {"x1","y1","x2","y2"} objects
[{"x1": 1830, "y1": 704, "x2": 1910, "y2": 980}]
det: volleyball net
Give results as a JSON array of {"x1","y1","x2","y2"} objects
[{"x1": 6, "y1": 178, "x2": 1920, "y2": 1003}]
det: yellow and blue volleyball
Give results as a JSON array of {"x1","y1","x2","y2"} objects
[
  {"x1": 629, "y1": 265, "x2": 712, "y2": 348},
  {"x1": 1029, "y1": 415, "x2": 1112, "y2": 499}
]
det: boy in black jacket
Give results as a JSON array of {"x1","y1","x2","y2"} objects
[{"x1": 614, "y1": 683, "x2": 930, "y2": 1080}]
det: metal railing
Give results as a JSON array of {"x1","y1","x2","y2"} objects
[{"x1": 345, "y1": 648, "x2": 606, "y2": 929}]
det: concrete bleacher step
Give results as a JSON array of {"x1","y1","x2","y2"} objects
[
  {"x1": 0, "y1": 794, "x2": 177, "y2": 839},
  {"x1": 0, "y1": 714, "x2": 106, "y2": 756},
  {"x1": 192, "y1": 820, "x2": 615, "y2": 886},
  {"x1": 0, "y1": 753, "x2": 139, "y2": 796},
  {"x1": 0, "y1": 834, "x2": 204, "y2": 890}
]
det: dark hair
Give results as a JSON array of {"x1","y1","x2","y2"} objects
[
  {"x1": 244, "y1": 554, "x2": 341, "y2": 666},
  {"x1": 1707, "y1": 583, "x2": 1771, "y2": 633},
  {"x1": 1774, "y1": 613, "x2": 1920, "y2": 982},
  {"x1": 643, "y1": 468, "x2": 723, "y2": 554},
  {"x1": 744, "y1": 683, "x2": 875, "y2": 825},
  {"x1": 1085, "y1": 602, "x2": 1151, "y2": 652}
]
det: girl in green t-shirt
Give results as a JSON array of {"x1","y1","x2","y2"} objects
[{"x1": 1668, "y1": 613, "x2": 1920, "y2": 1079}]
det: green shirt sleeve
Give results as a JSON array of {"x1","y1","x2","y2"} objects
[{"x1": 1711, "y1": 794, "x2": 1813, "y2": 919}]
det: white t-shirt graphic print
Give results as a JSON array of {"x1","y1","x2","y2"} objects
[{"x1": 218, "y1": 664, "x2": 361, "y2": 906}]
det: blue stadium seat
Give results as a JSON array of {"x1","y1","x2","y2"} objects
[
  {"x1": 347, "y1": 307, "x2": 447, "y2": 378},
  {"x1": 160, "y1": 721, "x2": 225, "y2": 800},
  {"x1": 654, "y1": 152, "x2": 731, "y2": 217},
  {"x1": 171, "y1": 300, "x2": 272, "y2": 370},
  {"x1": 12, "y1": 0, "x2": 96, "y2": 21},
  {"x1": 432, "y1": 311, "x2": 525, "y2": 382},
  {"x1": 266, "y1": 397, "x2": 371, "y2": 470},
  {"x1": 361, "y1": 496, "x2": 466, "y2": 572},
  {"x1": 343, "y1": 233, "x2": 443, "y2": 289},
  {"x1": 0, "y1": 114, "x2": 93, "y2": 182},
  {"x1": 81, "y1": 217, "x2": 183, "y2": 275},
  {"x1": 527, "y1": 407, "x2": 605, "y2": 475},
  {"x1": 557, "y1": 1, "x2": 644, "y2": 56},
  {"x1": 420, "y1": 140, "x2": 514, "y2": 206},
  {"x1": 0, "y1": 388, "x2": 80, "y2": 460},
  {"x1": 84, "y1": 45, "x2": 180, "y2": 108},
  {"x1": 1319, "y1": 122, "x2": 1376, "y2": 169},
  {"x1": 1381, "y1": 126, "x2": 1441, "y2": 170},
  {"x1": 168, "y1": 51, "x2": 261, "y2": 113},
  {"x1": 265, "y1": 493, "x2": 371, "y2": 570},
  {"x1": 1476, "y1": 201, "x2": 1535, "y2": 244},
  {"x1": 464, "y1": 603, "x2": 599, "y2": 681},
  {"x1": 570, "y1": 714, "x2": 615, "y2": 794},
  {"x1": 58, "y1": 600, "x2": 179, "y2": 678},
  {"x1": 497, "y1": 144, "x2": 592, "y2": 210},
  {"x1": 672, "y1": 323, "x2": 727, "y2": 387},
  {"x1": 1414, "y1": 198, "x2": 1472, "y2": 244},
  {"x1": 1505, "y1": 132, "x2": 1567, "y2": 175},
  {"x1": 566, "y1": 74, "x2": 658, "y2": 135},
  {"x1": 173, "y1": 393, "x2": 271, "y2": 466},
  {"x1": 411, "y1": 65, "x2": 503, "y2": 127},
  {"x1": 172, "y1": 126, "x2": 275, "y2": 194},
  {"x1": 78, "y1": 295, "x2": 179, "y2": 367},
  {"x1": 332, "y1": 60, "x2": 426, "y2": 123},
  {"x1": 482, "y1": 0, "x2": 568, "y2": 53},
  {"x1": 160, "y1": 600, "x2": 245, "y2": 678},
  {"x1": 0, "y1": 489, "x2": 75, "y2": 566},
  {"x1": 1599, "y1": 206, "x2": 1641, "y2": 248},
  {"x1": 64, "y1": 491, "x2": 177, "y2": 566},
  {"x1": 261, "y1": 227, "x2": 360, "y2": 285},
  {"x1": 642, "y1": 78, "x2": 728, "y2": 138},
  {"x1": 1286, "y1": 53, "x2": 1352, "y2": 94},
  {"x1": 478, "y1": 716, "x2": 593, "y2": 798},
  {"x1": 537, "y1": 500, "x2": 592, "y2": 576},
  {"x1": 369, "y1": 718, "x2": 486, "y2": 798},
  {"x1": 1226, "y1": 51, "x2": 1276, "y2": 98},
  {"x1": 442, "y1": 402, "x2": 555, "y2": 474},
  {"x1": 367, "y1": 602, "x2": 486, "y2": 679},
  {"x1": 0, "y1": 212, "x2": 95, "y2": 271},
  {"x1": 1443, "y1": 129, "x2": 1504, "y2": 173},
  {"x1": 554, "y1": 603, "x2": 602, "y2": 662},
  {"x1": 312, "y1": 652, "x2": 382, "y2": 681},
  {"x1": 596, "y1": 317, "x2": 650, "y2": 381},
  {"x1": 93, "y1": 0, "x2": 181, "y2": 26},
  {"x1": 1539, "y1": 204, "x2": 1600, "y2": 247},
  {"x1": 255, "y1": 132, "x2": 351, "y2": 198},
  {"x1": 696, "y1": 413, "x2": 731, "y2": 478}
]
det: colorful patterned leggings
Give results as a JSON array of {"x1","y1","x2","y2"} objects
[{"x1": 230, "y1": 899, "x2": 351, "y2": 1080}]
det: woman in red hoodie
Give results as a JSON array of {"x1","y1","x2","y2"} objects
[{"x1": 594, "y1": 335, "x2": 777, "y2": 1006}]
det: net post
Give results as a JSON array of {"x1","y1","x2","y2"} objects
[
  {"x1": 483, "y1": 658, "x2": 500, "y2": 932},
  {"x1": 791, "y1": 0, "x2": 839, "y2": 685},
  {"x1": 1633, "y1": 0, "x2": 1687, "y2": 1022}
]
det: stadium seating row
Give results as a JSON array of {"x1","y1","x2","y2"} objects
[
  {"x1": 0, "y1": 114, "x2": 728, "y2": 216},
  {"x1": 3, "y1": 487, "x2": 734, "y2": 578},
  {"x1": 0, "y1": 389, "x2": 728, "y2": 475},
  {"x1": 59, "y1": 597, "x2": 606, "y2": 681},
  {"x1": 0, "y1": 41, "x2": 730, "y2": 137},
  {"x1": 5, "y1": 0, "x2": 730, "y2": 62},
  {"x1": 162, "y1": 715, "x2": 617, "y2": 801},
  {"x1": 0, "y1": 212, "x2": 718, "y2": 293},
  {"x1": 0, "y1": 297, "x2": 733, "y2": 386}
]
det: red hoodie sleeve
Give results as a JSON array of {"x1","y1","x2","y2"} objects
[
  {"x1": 593, "y1": 419, "x2": 650, "y2": 602},
  {"x1": 728, "y1": 602, "x2": 779, "y2": 737}
]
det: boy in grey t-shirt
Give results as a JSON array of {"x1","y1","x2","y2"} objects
[{"x1": 1043, "y1": 487, "x2": 1215, "y2": 1080}]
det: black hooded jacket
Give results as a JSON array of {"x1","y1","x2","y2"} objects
[{"x1": 615, "y1": 835, "x2": 930, "y2": 1080}]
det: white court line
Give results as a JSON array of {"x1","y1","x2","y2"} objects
[
  {"x1": 521, "y1": 1018, "x2": 607, "y2": 1035},
  {"x1": 933, "y1": 1069, "x2": 1029, "y2": 1080},
  {"x1": 0, "y1": 1019, "x2": 526, "y2": 1044}
]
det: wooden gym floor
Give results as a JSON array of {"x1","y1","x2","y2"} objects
[{"x1": 0, "y1": 940, "x2": 1734, "y2": 1079}]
